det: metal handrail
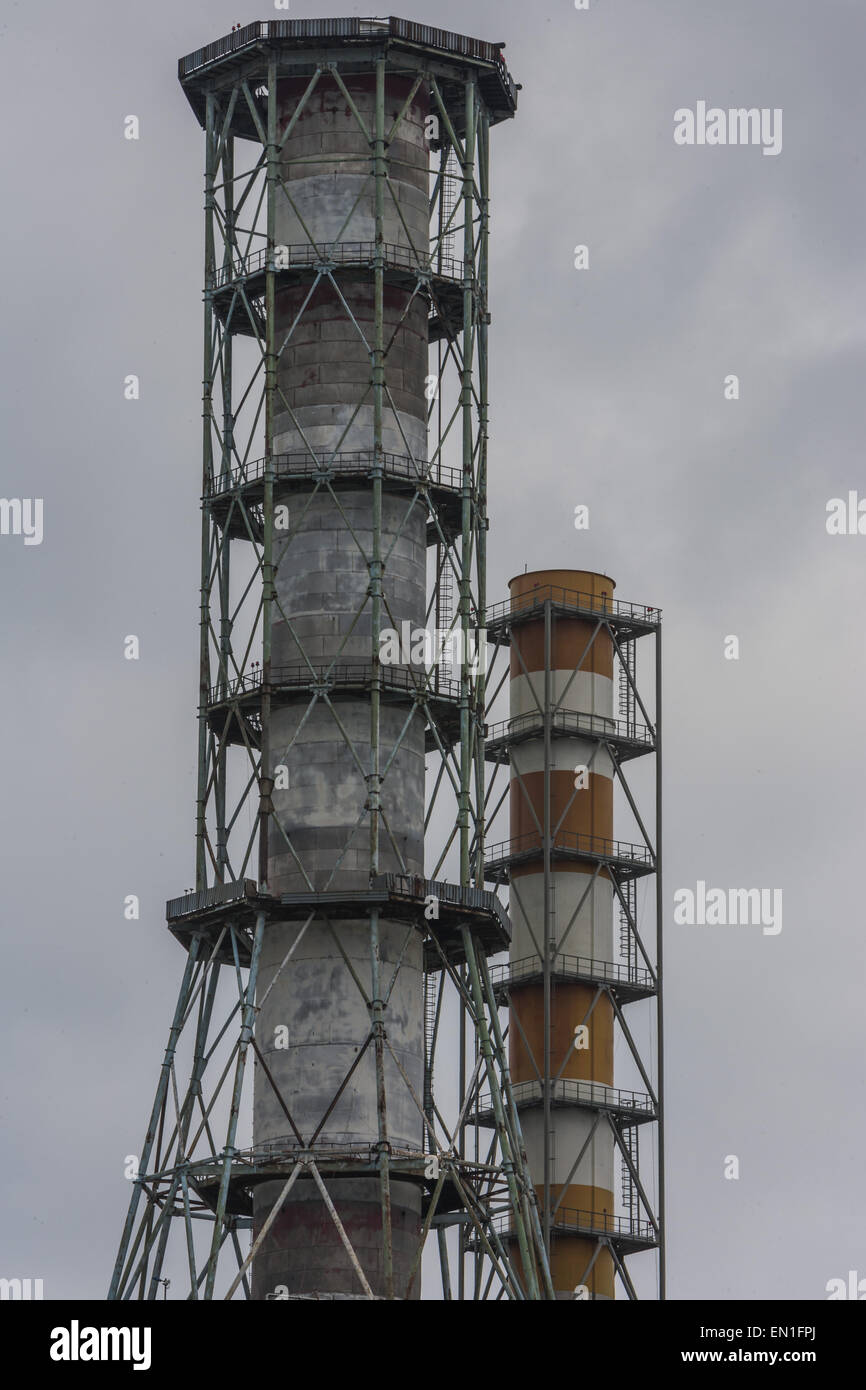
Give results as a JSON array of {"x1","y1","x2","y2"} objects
[
  {"x1": 485, "y1": 1208, "x2": 655, "y2": 1242},
  {"x1": 489, "y1": 953, "x2": 654, "y2": 990},
  {"x1": 480, "y1": 1078, "x2": 655, "y2": 1115},
  {"x1": 180, "y1": 19, "x2": 514, "y2": 88},
  {"x1": 208, "y1": 662, "x2": 463, "y2": 708},
  {"x1": 385, "y1": 873, "x2": 510, "y2": 932},
  {"x1": 486, "y1": 586, "x2": 660, "y2": 626},
  {"x1": 552, "y1": 1207, "x2": 655, "y2": 1240},
  {"x1": 485, "y1": 710, "x2": 653, "y2": 747},
  {"x1": 205, "y1": 449, "x2": 462, "y2": 499},
  {"x1": 167, "y1": 878, "x2": 258, "y2": 920},
  {"x1": 210, "y1": 241, "x2": 468, "y2": 290},
  {"x1": 484, "y1": 829, "x2": 653, "y2": 866},
  {"x1": 188, "y1": 1138, "x2": 424, "y2": 1169}
]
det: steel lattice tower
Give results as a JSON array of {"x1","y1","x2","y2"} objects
[
  {"x1": 109, "y1": 17, "x2": 555, "y2": 1302},
  {"x1": 483, "y1": 571, "x2": 664, "y2": 1299}
]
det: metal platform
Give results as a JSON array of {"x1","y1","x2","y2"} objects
[
  {"x1": 472, "y1": 1208, "x2": 659, "y2": 1258},
  {"x1": 205, "y1": 662, "x2": 465, "y2": 753},
  {"x1": 488, "y1": 953, "x2": 657, "y2": 1005},
  {"x1": 178, "y1": 18, "x2": 519, "y2": 136},
  {"x1": 486, "y1": 585, "x2": 661, "y2": 646},
  {"x1": 474, "y1": 1079, "x2": 657, "y2": 1130},
  {"x1": 166, "y1": 879, "x2": 276, "y2": 962},
  {"x1": 485, "y1": 710, "x2": 655, "y2": 765},
  {"x1": 204, "y1": 448, "x2": 464, "y2": 548},
  {"x1": 176, "y1": 1144, "x2": 508, "y2": 1222},
  {"x1": 209, "y1": 241, "x2": 471, "y2": 344},
  {"x1": 484, "y1": 830, "x2": 656, "y2": 884},
  {"x1": 167, "y1": 872, "x2": 510, "y2": 968}
]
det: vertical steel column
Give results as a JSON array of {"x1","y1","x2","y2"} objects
[
  {"x1": 215, "y1": 135, "x2": 234, "y2": 882},
  {"x1": 458, "y1": 75, "x2": 478, "y2": 1299},
  {"x1": 458, "y1": 77, "x2": 476, "y2": 887},
  {"x1": 204, "y1": 912, "x2": 266, "y2": 1299},
  {"x1": 474, "y1": 106, "x2": 491, "y2": 888},
  {"x1": 460, "y1": 927, "x2": 540, "y2": 1300},
  {"x1": 258, "y1": 58, "x2": 277, "y2": 892},
  {"x1": 458, "y1": 972, "x2": 466, "y2": 1301},
  {"x1": 477, "y1": 950, "x2": 555, "y2": 1300},
  {"x1": 196, "y1": 94, "x2": 216, "y2": 892},
  {"x1": 542, "y1": 598, "x2": 552, "y2": 1256},
  {"x1": 108, "y1": 936, "x2": 202, "y2": 1299},
  {"x1": 655, "y1": 622, "x2": 665, "y2": 1300}
]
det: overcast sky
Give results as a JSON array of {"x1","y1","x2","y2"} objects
[{"x1": 2, "y1": 0, "x2": 865, "y2": 1301}]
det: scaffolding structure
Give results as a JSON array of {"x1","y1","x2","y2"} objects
[
  {"x1": 482, "y1": 580, "x2": 664, "y2": 1299},
  {"x1": 108, "y1": 18, "x2": 554, "y2": 1301}
]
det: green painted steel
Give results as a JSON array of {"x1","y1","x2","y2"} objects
[{"x1": 109, "y1": 23, "x2": 553, "y2": 1302}]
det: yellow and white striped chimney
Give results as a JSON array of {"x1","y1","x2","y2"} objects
[{"x1": 507, "y1": 569, "x2": 617, "y2": 1298}]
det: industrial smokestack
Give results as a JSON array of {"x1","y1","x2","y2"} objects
[
  {"x1": 506, "y1": 569, "x2": 617, "y2": 1297},
  {"x1": 112, "y1": 16, "x2": 660, "y2": 1307},
  {"x1": 251, "y1": 60, "x2": 430, "y2": 1301}
]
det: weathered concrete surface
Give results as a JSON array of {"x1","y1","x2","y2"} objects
[{"x1": 252, "y1": 69, "x2": 429, "y2": 1300}]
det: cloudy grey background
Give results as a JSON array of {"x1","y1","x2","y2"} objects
[{"x1": 2, "y1": 0, "x2": 864, "y2": 1299}]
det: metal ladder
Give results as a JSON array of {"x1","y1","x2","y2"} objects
[
  {"x1": 423, "y1": 971, "x2": 439, "y2": 1128},
  {"x1": 432, "y1": 142, "x2": 459, "y2": 696},
  {"x1": 618, "y1": 638, "x2": 636, "y2": 736},
  {"x1": 547, "y1": 876, "x2": 557, "y2": 962},
  {"x1": 620, "y1": 1124, "x2": 640, "y2": 1228},
  {"x1": 435, "y1": 549, "x2": 454, "y2": 687},
  {"x1": 618, "y1": 876, "x2": 637, "y2": 977},
  {"x1": 437, "y1": 144, "x2": 460, "y2": 271}
]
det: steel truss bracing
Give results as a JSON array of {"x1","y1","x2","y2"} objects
[
  {"x1": 110, "y1": 20, "x2": 553, "y2": 1301},
  {"x1": 481, "y1": 588, "x2": 664, "y2": 1299}
]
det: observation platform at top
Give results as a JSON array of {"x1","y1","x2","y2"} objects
[
  {"x1": 177, "y1": 17, "x2": 520, "y2": 139},
  {"x1": 486, "y1": 586, "x2": 662, "y2": 647}
]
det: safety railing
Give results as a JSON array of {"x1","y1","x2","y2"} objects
[
  {"x1": 484, "y1": 829, "x2": 653, "y2": 867},
  {"x1": 180, "y1": 19, "x2": 513, "y2": 92},
  {"x1": 484, "y1": 1208, "x2": 656, "y2": 1243},
  {"x1": 208, "y1": 662, "x2": 463, "y2": 708},
  {"x1": 179, "y1": 21, "x2": 269, "y2": 77},
  {"x1": 486, "y1": 587, "x2": 660, "y2": 626},
  {"x1": 205, "y1": 449, "x2": 462, "y2": 499},
  {"x1": 485, "y1": 710, "x2": 654, "y2": 747},
  {"x1": 383, "y1": 874, "x2": 511, "y2": 937},
  {"x1": 209, "y1": 241, "x2": 467, "y2": 290},
  {"x1": 479, "y1": 1078, "x2": 655, "y2": 1116},
  {"x1": 166, "y1": 878, "x2": 258, "y2": 920},
  {"x1": 489, "y1": 953, "x2": 655, "y2": 992}
]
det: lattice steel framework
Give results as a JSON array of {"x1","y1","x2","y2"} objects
[
  {"x1": 481, "y1": 585, "x2": 664, "y2": 1299},
  {"x1": 109, "y1": 19, "x2": 553, "y2": 1302}
]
